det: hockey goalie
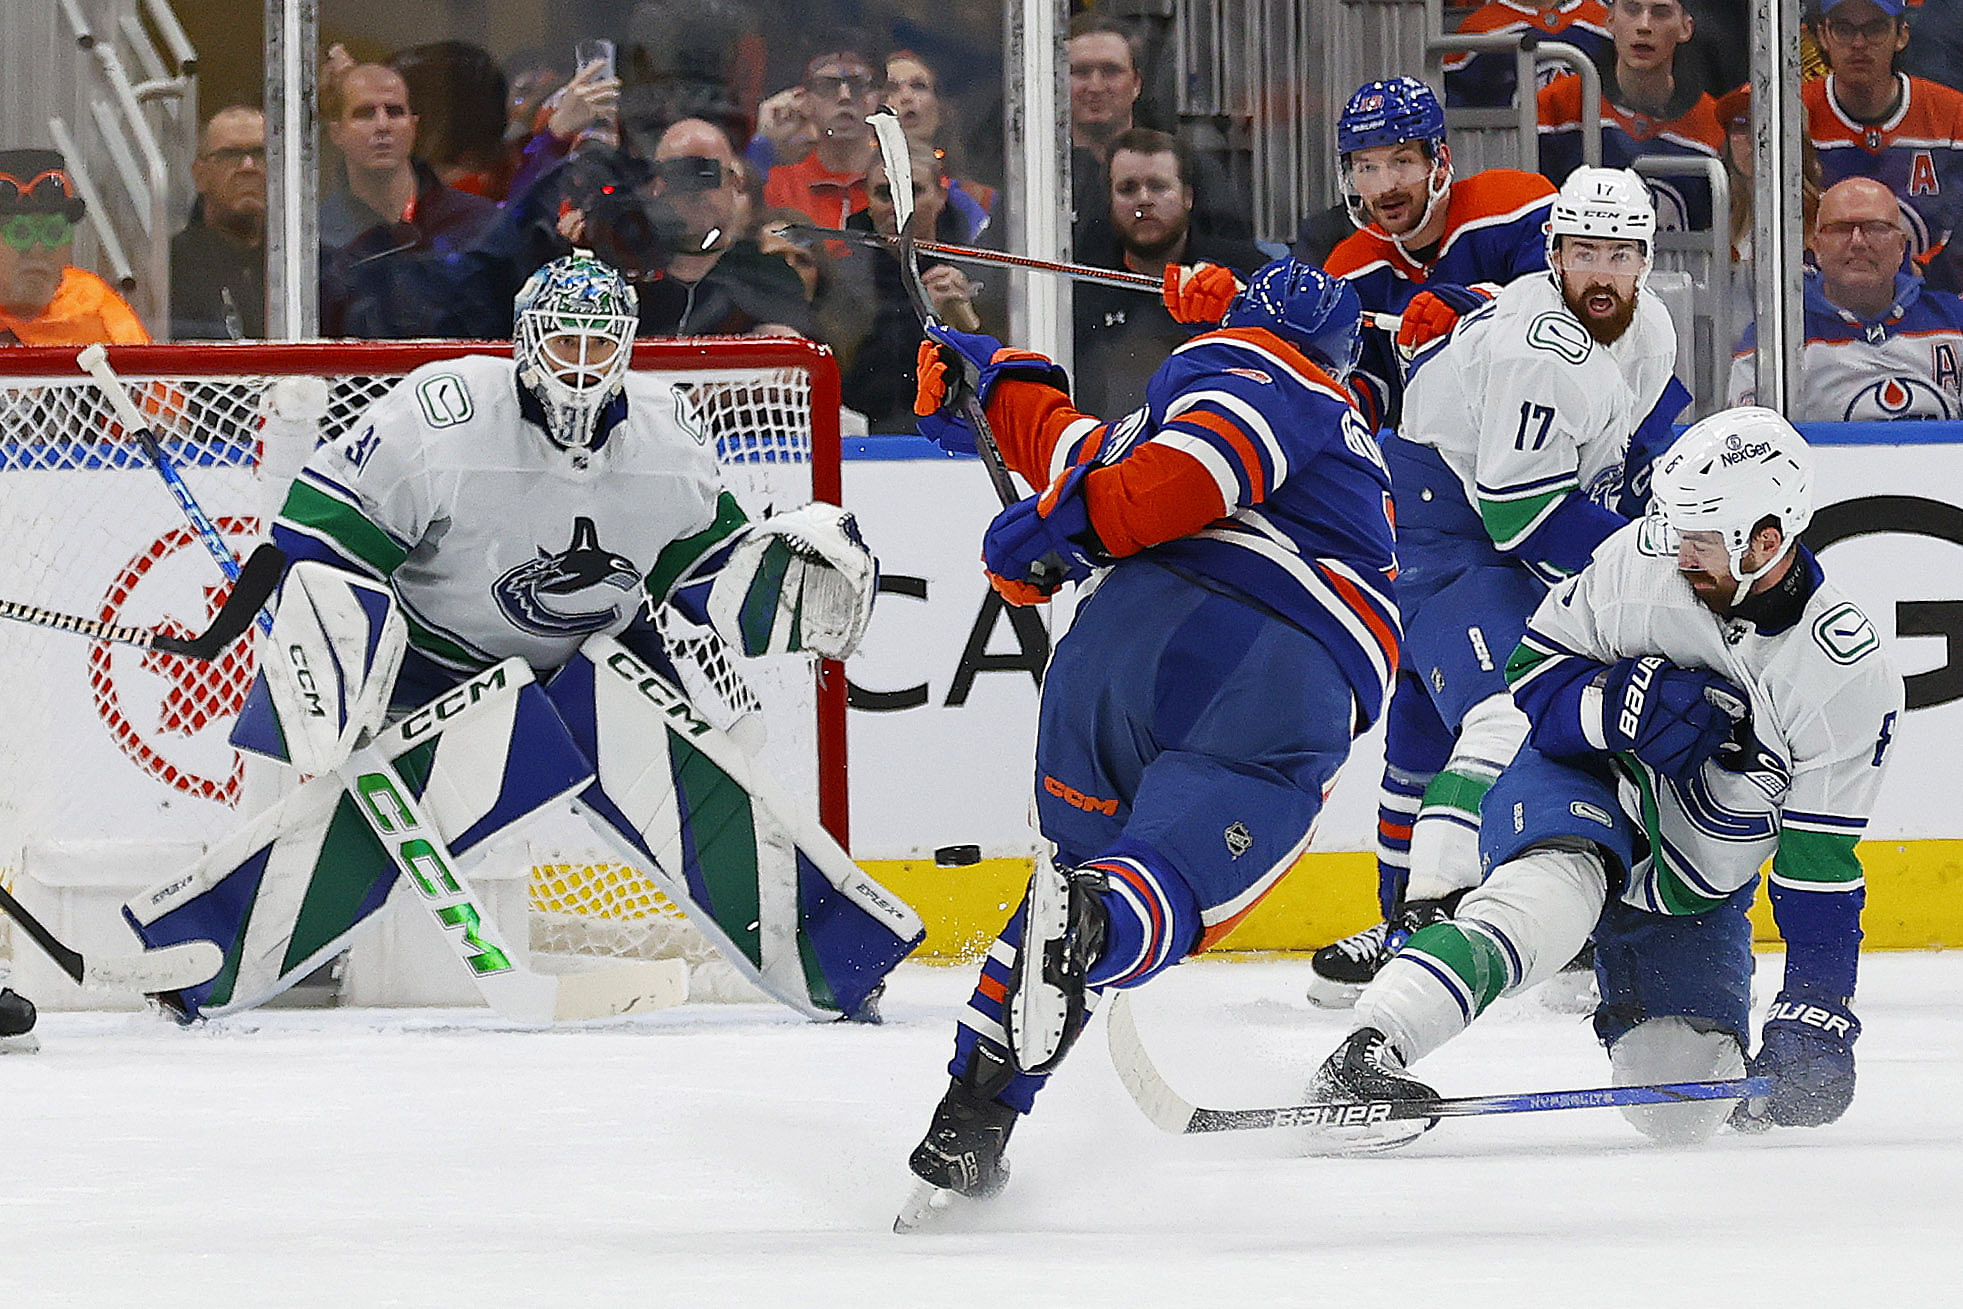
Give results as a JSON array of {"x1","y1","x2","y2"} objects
[{"x1": 122, "y1": 252, "x2": 921, "y2": 1024}]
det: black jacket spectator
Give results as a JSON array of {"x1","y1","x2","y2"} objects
[
  {"x1": 634, "y1": 239, "x2": 815, "y2": 337},
  {"x1": 171, "y1": 198, "x2": 265, "y2": 340}
]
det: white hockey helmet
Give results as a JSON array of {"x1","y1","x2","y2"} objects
[
  {"x1": 1651, "y1": 406, "x2": 1814, "y2": 604},
  {"x1": 514, "y1": 250, "x2": 640, "y2": 450},
  {"x1": 1545, "y1": 165, "x2": 1656, "y2": 288}
]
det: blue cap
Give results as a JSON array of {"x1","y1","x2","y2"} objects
[{"x1": 1821, "y1": 0, "x2": 1905, "y2": 17}]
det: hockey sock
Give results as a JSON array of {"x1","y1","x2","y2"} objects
[
  {"x1": 949, "y1": 908, "x2": 1051, "y2": 1113},
  {"x1": 1080, "y1": 838, "x2": 1201, "y2": 990},
  {"x1": 1354, "y1": 921, "x2": 1512, "y2": 1064},
  {"x1": 1375, "y1": 765, "x2": 1427, "y2": 918}
]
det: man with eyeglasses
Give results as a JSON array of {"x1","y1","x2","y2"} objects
[
  {"x1": 0, "y1": 148, "x2": 148, "y2": 347},
  {"x1": 1730, "y1": 175, "x2": 1963, "y2": 419},
  {"x1": 1804, "y1": 0, "x2": 1963, "y2": 291},
  {"x1": 761, "y1": 36, "x2": 884, "y2": 229},
  {"x1": 171, "y1": 106, "x2": 267, "y2": 340}
]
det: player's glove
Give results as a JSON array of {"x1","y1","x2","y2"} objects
[
  {"x1": 1395, "y1": 283, "x2": 1491, "y2": 360},
  {"x1": 1161, "y1": 261, "x2": 1242, "y2": 325},
  {"x1": 1597, "y1": 656, "x2": 1750, "y2": 782},
  {"x1": 1731, "y1": 986, "x2": 1860, "y2": 1131},
  {"x1": 981, "y1": 463, "x2": 1109, "y2": 605},
  {"x1": 913, "y1": 326, "x2": 1068, "y2": 457}
]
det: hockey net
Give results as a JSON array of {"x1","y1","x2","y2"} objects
[{"x1": 0, "y1": 339, "x2": 845, "y2": 993}]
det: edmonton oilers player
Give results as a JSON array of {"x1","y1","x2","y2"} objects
[
  {"x1": 898, "y1": 259, "x2": 1400, "y2": 1225},
  {"x1": 1313, "y1": 412, "x2": 1902, "y2": 1147},
  {"x1": 1164, "y1": 76, "x2": 1555, "y2": 430}
]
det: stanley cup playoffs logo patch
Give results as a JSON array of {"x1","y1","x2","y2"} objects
[{"x1": 493, "y1": 516, "x2": 643, "y2": 636}]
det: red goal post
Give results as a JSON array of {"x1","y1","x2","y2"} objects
[{"x1": 0, "y1": 338, "x2": 847, "y2": 991}]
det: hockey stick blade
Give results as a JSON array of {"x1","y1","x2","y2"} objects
[
  {"x1": 1105, "y1": 992, "x2": 1770, "y2": 1135},
  {"x1": 148, "y1": 542, "x2": 286, "y2": 659},
  {"x1": 0, "y1": 882, "x2": 222, "y2": 991}
]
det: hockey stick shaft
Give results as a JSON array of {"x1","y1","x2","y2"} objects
[
  {"x1": 786, "y1": 222, "x2": 1402, "y2": 333},
  {"x1": 76, "y1": 344, "x2": 276, "y2": 634},
  {"x1": 867, "y1": 108, "x2": 1023, "y2": 512},
  {"x1": 0, "y1": 541, "x2": 284, "y2": 660},
  {"x1": 0, "y1": 881, "x2": 222, "y2": 991},
  {"x1": 1105, "y1": 991, "x2": 1769, "y2": 1135}
]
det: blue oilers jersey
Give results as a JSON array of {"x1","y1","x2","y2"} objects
[
  {"x1": 1806, "y1": 73, "x2": 1963, "y2": 290},
  {"x1": 1730, "y1": 268, "x2": 1963, "y2": 420},
  {"x1": 1325, "y1": 169, "x2": 1556, "y2": 428},
  {"x1": 1538, "y1": 74, "x2": 1727, "y2": 232}
]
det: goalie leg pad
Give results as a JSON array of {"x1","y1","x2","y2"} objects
[
  {"x1": 549, "y1": 635, "x2": 923, "y2": 1019},
  {"x1": 129, "y1": 662, "x2": 593, "y2": 1018},
  {"x1": 706, "y1": 502, "x2": 876, "y2": 660},
  {"x1": 251, "y1": 562, "x2": 408, "y2": 773}
]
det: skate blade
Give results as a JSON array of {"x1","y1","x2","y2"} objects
[
  {"x1": 0, "y1": 1032, "x2": 41, "y2": 1055},
  {"x1": 1305, "y1": 974, "x2": 1365, "y2": 1009},
  {"x1": 893, "y1": 1179, "x2": 961, "y2": 1234}
]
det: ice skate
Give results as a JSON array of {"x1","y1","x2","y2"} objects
[
  {"x1": 0, "y1": 987, "x2": 39, "y2": 1055},
  {"x1": 896, "y1": 1071, "x2": 1019, "y2": 1233},
  {"x1": 1307, "y1": 895, "x2": 1460, "y2": 1008},
  {"x1": 1305, "y1": 1027, "x2": 1439, "y2": 1151},
  {"x1": 1005, "y1": 861, "x2": 1107, "y2": 1074}
]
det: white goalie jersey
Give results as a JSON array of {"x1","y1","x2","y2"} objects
[
  {"x1": 1516, "y1": 518, "x2": 1903, "y2": 914},
  {"x1": 275, "y1": 355, "x2": 734, "y2": 676},
  {"x1": 1400, "y1": 274, "x2": 1679, "y2": 552}
]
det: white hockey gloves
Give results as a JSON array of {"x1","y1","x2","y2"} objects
[
  {"x1": 708, "y1": 503, "x2": 876, "y2": 661},
  {"x1": 260, "y1": 561, "x2": 408, "y2": 774}
]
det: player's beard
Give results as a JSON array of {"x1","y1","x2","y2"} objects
[
  {"x1": 1563, "y1": 278, "x2": 1638, "y2": 344},
  {"x1": 1121, "y1": 216, "x2": 1190, "y2": 263},
  {"x1": 1679, "y1": 566, "x2": 1735, "y2": 614}
]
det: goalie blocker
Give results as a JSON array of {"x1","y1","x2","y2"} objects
[{"x1": 128, "y1": 635, "x2": 922, "y2": 1021}]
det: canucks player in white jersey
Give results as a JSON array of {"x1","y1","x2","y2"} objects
[
  {"x1": 1313, "y1": 412, "x2": 1903, "y2": 1145},
  {"x1": 128, "y1": 253, "x2": 922, "y2": 1023},
  {"x1": 1309, "y1": 166, "x2": 1691, "y2": 1005}
]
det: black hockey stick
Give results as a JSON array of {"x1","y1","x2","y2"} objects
[
  {"x1": 0, "y1": 881, "x2": 223, "y2": 991},
  {"x1": 866, "y1": 107, "x2": 1033, "y2": 518},
  {"x1": 0, "y1": 541, "x2": 285, "y2": 659},
  {"x1": 1106, "y1": 992, "x2": 1770, "y2": 1136}
]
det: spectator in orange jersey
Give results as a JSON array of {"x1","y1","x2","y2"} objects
[
  {"x1": 1444, "y1": 0, "x2": 1613, "y2": 109},
  {"x1": 1537, "y1": 0, "x2": 1727, "y2": 230},
  {"x1": 761, "y1": 34, "x2": 884, "y2": 229},
  {"x1": 1804, "y1": 0, "x2": 1963, "y2": 291},
  {"x1": 0, "y1": 149, "x2": 149, "y2": 347}
]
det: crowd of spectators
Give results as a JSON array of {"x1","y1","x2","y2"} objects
[{"x1": 7, "y1": 0, "x2": 1963, "y2": 433}]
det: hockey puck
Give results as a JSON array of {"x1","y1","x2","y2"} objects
[{"x1": 933, "y1": 844, "x2": 983, "y2": 867}]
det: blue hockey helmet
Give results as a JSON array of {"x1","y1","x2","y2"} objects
[
  {"x1": 1219, "y1": 257, "x2": 1364, "y2": 381},
  {"x1": 1336, "y1": 76, "x2": 1447, "y2": 160}
]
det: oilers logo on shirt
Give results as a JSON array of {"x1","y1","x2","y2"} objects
[
  {"x1": 1840, "y1": 374, "x2": 1959, "y2": 422},
  {"x1": 492, "y1": 516, "x2": 643, "y2": 636}
]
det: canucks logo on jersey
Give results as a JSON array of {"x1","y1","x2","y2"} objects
[{"x1": 492, "y1": 516, "x2": 642, "y2": 636}]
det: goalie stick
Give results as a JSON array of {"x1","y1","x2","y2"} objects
[
  {"x1": 76, "y1": 343, "x2": 275, "y2": 636},
  {"x1": 0, "y1": 882, "x2": 222, "y2": 992},
  {"x1": 0, "y1": 540, "x2": 283, "y2": 659},
  {"x1": 785, "y1": 223, "x2": 1402, "y2": 334},
  {"x1": 1104, "y1": 991, "x2": 1770, "y2": 1136}
]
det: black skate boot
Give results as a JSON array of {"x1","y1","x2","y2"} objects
[
  {"x1": 1005, "y1": 861, "x2": 1108, "y2": 1075},
  {"x1": 1307, "y1": 892, "x2": 1464, "y2": 1009},
  {"x1": 0, "y1": 987, "x2": 39, "y2": 1055},
  {"x1": 1305, "y1": 1027, "x2": 1439, "y2": 1151},
  {"x1": 896, "y1": 1050, "x2": 1020, "y2": 1232}
]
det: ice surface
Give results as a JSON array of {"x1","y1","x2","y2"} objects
[{"x1": 2, "y1": 953, "x2": 1956, "y2": 1305}]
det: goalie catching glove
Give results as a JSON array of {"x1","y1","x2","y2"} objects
[{"x1": 707, "y1": 503, "x2": 877, "y2": 660}]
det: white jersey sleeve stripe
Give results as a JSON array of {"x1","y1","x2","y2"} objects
[
  {"x1": 1164, "y1": 388, "x2": 1289, "y2": 484},
  {"x1": 1048, "y1": 416, "x2": 1104, "y2": 484},
  {"x1": 1153, "y1": 431, "x2": 1245, "y2": 506}
]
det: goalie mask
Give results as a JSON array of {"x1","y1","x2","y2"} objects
[
  {"x1": 514, "y1": 251, "x2": 639, "y2": 450},
  {"x1": 1651, "y1": 406, "x2": 1814, "y2": 606}
]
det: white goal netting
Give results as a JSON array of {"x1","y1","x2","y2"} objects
[{"x1": 0, "y1": 339, "x2": 845, "y2": 991}]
